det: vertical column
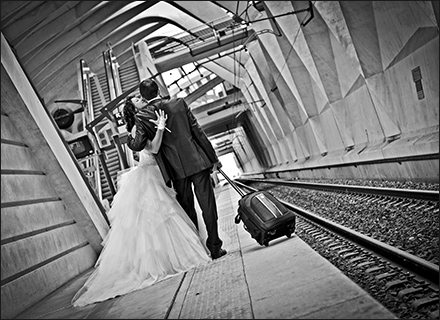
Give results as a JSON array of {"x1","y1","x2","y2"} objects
[{"x1": 135, "y1": 42, "x2": 169, "y2": 97}]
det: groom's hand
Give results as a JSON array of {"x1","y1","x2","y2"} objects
[{"x1": 212, "y1": 160, "x2": 222, "y2": 173}]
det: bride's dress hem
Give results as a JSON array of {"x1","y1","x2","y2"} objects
[{"x1": 71, "y1": 150, "x2": 211, "y2": 308}]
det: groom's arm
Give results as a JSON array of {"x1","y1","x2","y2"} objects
[{"x1": 126, "y1": 114, "x2": 156, "y2": 151}]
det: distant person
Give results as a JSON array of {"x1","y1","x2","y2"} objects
[
  {"x1": 71, "y1": 96, "x2": 210, "y2": 307},
  {"x1": 127, "y1": 78, "x2": 227, "y2": 260}
]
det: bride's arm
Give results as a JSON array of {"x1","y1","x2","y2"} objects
[
  {"x1": 144, "y1": 126, "x2": 164, "y2": 154},
  {"x1": 145, "y1": 110, "x2": 167, "y2": 154}
]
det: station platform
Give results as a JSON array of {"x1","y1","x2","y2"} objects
[{"x1": 15, "y1": 183, "x2": 397, "y2": 319}]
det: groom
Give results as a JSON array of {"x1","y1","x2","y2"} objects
[{"x1": 127, "y1": 78, "x2": 227, "y2": 260}]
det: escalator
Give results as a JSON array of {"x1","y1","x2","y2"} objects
[
  {"x1": 88, "y1": 57, "x2": 140, "y2": 201},
  {"x1": 89, "y1": 72, "x2": 121, "y2": 201}
]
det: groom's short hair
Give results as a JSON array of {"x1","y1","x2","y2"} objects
[{"x1": 139, "y1": 78, "x2": 159, "y2": 101}]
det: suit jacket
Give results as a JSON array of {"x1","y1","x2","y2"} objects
[{"x1": 127, "y1": 97, "x2": 218, "y2": 185}]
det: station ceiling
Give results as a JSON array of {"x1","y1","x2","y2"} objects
[{"x1": 1, "y1": 1, "x2": 264, "y2": 152}]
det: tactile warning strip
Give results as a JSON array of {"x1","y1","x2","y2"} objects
[
  {"x1": 176, "y1": 187, "x2": 253, "y2": 319},
  {"x1": 177, "y1": 251, "x2": 253, "y2": 319}
]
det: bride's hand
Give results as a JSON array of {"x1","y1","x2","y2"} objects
[{"x1": 149, "y1": 110, "x2": 170, "y2": 132}]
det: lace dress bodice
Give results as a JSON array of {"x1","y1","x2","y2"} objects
[{"x1": 138, "y1": 149, "x2": 157, "y2": 167}]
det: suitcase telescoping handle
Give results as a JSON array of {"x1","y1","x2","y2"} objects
[
  {"x1": 217, "y1": 168, "x2": 246, "y2": 197},
  {"x1": 217, "y1": 168, "x2": 244, "y2": 224}
]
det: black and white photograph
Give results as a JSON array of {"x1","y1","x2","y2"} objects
[{"x1": 1, "y1": 1, "x2": 438, "y2": 319}]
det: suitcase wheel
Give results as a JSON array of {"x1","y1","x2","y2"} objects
[{"x1": 263, "y1": 239, "x2": 269, "y2": 247}]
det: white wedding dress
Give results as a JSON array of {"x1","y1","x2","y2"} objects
[{"x1": 72, "y1": 150, "x2": 211, "y2": 307}]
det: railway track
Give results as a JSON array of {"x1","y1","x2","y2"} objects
[
  {"x1": 236, "y1": 178, "x2": 439, "y2": 201},
  {"x1": 230, "y1": 179, "x2": 439, "y2": 319}
]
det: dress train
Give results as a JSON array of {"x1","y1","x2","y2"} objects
[{"x1": 72, "y1": 150, "x2": 211, "y2": 307}]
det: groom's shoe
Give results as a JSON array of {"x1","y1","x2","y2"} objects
[{"x1": 211, "y1": 248, "x2": 227, "y2": 260}]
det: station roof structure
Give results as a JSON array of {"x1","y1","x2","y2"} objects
[{"x1": 1, "y1": 1, "x2": 268, "y2": 154}]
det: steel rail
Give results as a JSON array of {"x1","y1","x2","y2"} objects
[{"x1": 235, "y1": 178, "x2": 439, "y2": 202}]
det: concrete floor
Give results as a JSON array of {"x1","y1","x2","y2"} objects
[{"x1": 15, "y1": 184, "x2": 397, "y2": 319}]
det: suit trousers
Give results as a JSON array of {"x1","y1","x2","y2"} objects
[{"x1": 173, "y1": 168, "x2": 223, "y2": 254}]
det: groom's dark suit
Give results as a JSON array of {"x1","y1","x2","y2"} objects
[{"x1": 127, "y1": 97, "x2": 224, "y2": 256}]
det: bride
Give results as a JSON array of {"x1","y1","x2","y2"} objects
[{"x1": 71, "y1": 96, "x2": 211, "y2": 307}]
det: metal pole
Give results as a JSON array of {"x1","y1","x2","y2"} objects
[
  {"x1": 86, "y1": 126, "x2": 117, "y2": 197},
  {"x1": 113, "y1": 134, "x2": 129, "y2": 170}
]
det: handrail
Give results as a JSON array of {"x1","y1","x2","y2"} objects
[
  {"x1": 85, "y1": 82, "x2": 139, "y2": 131},
  {"x1": 239, "y1": 153, "x2": 440, "y2": 177}
]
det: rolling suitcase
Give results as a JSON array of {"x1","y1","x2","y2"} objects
[{"x1": 218, "y1": 168, "x2": 296, "y2": 247}]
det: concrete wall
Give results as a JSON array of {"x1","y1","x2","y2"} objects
[
  {"x1": 1, "y1": 34, "x2": 109, "y2": 319},
  {"x1": 265, "y1": 158, "x2": 439, "y2": 183},
  {"x1": 233, "y1": 1, "x2": 439, "y2": 182}
]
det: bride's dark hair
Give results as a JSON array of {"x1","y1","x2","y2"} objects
[{"x1": 123, "y1": 96, "x2": 136, "y2": 132}]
